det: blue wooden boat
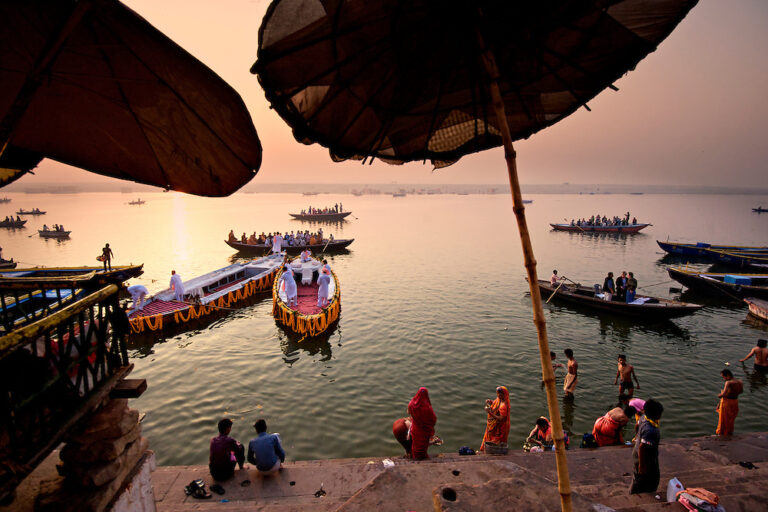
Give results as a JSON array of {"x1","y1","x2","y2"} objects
[
  {"x1": 656, "y1": 241, "x2": 768, "y2": 257},
  {"x1": 703, "y1": 249, "x2": 768, "y2": 268}
]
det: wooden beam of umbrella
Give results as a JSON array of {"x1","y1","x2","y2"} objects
[
  {"x1": 253, "y1": 1, "x2": 698, "y2": 510},
  {"x1": 0, "y1": 0, "x2": 262, "y2": 196}
]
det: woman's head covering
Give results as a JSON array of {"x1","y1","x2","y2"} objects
[
  {"x1": 629, "y1": 398, "x2": 645, "y2": 412},
  {"x1": 408, "y1": 387, "x2": 436, "y2": 428},
  {"x1": 496, "y1": 386, "x2": 509, "y2": 402}
]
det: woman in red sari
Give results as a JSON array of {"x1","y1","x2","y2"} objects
[
  {"x1": 407, "y1": 387, "x2": 437, "y2": 460},
  {"x1": 479, "y1": 386, "x2": 510, "y2": 452}
]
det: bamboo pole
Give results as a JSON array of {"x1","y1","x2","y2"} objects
[{"x1": 480, "y1": 50, "x2": 573, "y2": 512}]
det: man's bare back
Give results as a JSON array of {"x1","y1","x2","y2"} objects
[{"x1": 740, "y1": 340, "x2": 768, "y2": 368}]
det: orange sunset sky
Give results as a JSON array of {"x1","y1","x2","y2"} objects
[{"x1": 10, "y1": 0, "x2": 768, "y2": 188}]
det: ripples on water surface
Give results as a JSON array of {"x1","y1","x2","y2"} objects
[{"x1": 3, "y1": 191, "x2": 768, "y2": 465}]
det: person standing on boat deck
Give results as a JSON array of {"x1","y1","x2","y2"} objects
[
  {"x1": 280, "y1": 265, "x2": 298, "y2": 307},
  {"x1": 602, "y1": 272, "x2": 615, "y2": 300},
  {"x1": 716, "y1": 369, "x2": 743, "y2": 436},
  {"x1": 127, "y1": 284, "x2": 149, "y2": 313},
  {"x1": 317, "y1": 267, "x2": 331, "y2": 308},
  {"x1": 271, "y1": 232, "x2": 283, "y2": 255},
  {"x1": 739, "y1": 339, "x2": 768, "y2": 371},
  {"x1": 626, "y1": 272, "x2": 638, "y2": 303},
  {"x1": 170, "y1": 270, "x2": 184, "y2": 302},
  {"x1": 101, "y1": 243, "x2": 114, "y2": 271},
  {"x1": 616, "y1": 271, "x2": 628, "y2": 300}
]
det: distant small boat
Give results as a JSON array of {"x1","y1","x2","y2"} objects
[
  {"x1": 128, "y1": 199, "x2": 145, "y2": 205},
  {"x1": 0, "y1": 259, "x2": 17, "y2": 269},
  {"x1": 0, "y1": 219, "x2": 26, "y2": 228},
  {"x1": 17, "y1": 209, "x2": 46, "y2": 215},
  {"x1": 667, "y1": 268, "x2": 768, "y2": 300},
  {"x1": 753, "y1": 207, "x2": 768, "y2": 213},
  {"x1": 303, "y1": 192, "x2": 319, "y2": 196},
  {"x1": 39, "y1": 229, "x2": 70, "y2": 238},
  {"x1": 536, "y1": 280, "x2": 702, "y2": 319},
  {"x1": 289, "y1": 211, "x2": 351, "y2": 221},
  {"x1": 523, "y1": 199, "x2": 533, "y2": 204},
  {"x1": 629, "y1": 192, "x2": 644, "y2": 195},
  {"x1": 392, "y1": 192, "x2": 406, "y2": 197},
  {"x1": 550, "y1": 223, "x2": 650, "y2": 234},
  {"x1": 129, "y1": 255, "x2": 282, "y2": 336},
  {"x1": 745, "y1": 297, "x2": 768, "y2": 323},
  {"x1": 0, "y1": 197, "x2": 11, "y2": 203},
  {"x1": 273, "y1": 257, "x2": 340, "y2": 337}
]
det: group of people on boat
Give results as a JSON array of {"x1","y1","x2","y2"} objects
[
  {"x1": 301, "y1": 203, "x2": 343, "y2": 215},
  {"x1": 278, "y1": 256, "x2": 332, "y2": 309},
  {"x1": 599, "y1": 271, "x2": 638, "y2": 302},
  {"x1": 41, "y1": 223, "x2": 66, "y2": 232},
  {"x1": 229, "y1": 229, "x2": 332, "y2": 248},
  {"x1": 570, "y1": 212, "x2": 637, "y2": 227},
  {"x1": 3, "y1": 215, "x2": 22, "y2": 223}
]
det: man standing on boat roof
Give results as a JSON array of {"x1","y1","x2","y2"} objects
[
  {"x1": 101, "y1": 243, "x2": 114, "y2": 271},
  {"x1": 170, "y1": 270, "x2": 184, "y2": 302}
]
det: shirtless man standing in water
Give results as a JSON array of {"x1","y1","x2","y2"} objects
[
  {"x1": 740, "y1": 339, "x2": 768, "y2": 371},
  {"x1": 614, "y1": 354, "x2": 640, "y2": 397}
]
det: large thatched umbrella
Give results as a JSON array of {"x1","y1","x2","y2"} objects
[
  {"x1": 252, "y1": 1, "x2": 697, "y2": 509},
  {"x1": 0, "y1": 0, "x2": 262, "y2": 196}
]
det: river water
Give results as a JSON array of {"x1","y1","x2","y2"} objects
[{"x1": 2, "y1": 191, "x2": 768, "y2": 465}]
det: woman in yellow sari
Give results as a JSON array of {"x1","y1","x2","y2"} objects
[{"x1": 479, "y1": 386, "x2": 510, "y2": 451}]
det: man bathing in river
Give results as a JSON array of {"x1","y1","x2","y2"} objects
[
  {"x1": 614, "y1": 354, "x2": 640, "y2": 398},
  {"x1": 740, "y1": 338, "x2": 768, "y2": 371},
  {"x1": 563, "y1": 349, "x2": 578, "y2": 398},
  {"x1": 716, "y1": 369, "x2": 743, "y2": 436}
]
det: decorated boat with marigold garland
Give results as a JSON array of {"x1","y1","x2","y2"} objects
[
  {"x1": 272, "y1": 257, "x2": 340, "y2": 338},
  {"x1": 128, "y1": 254, "x2": 283, "y2": 336}
]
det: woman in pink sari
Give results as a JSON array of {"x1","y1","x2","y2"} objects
[
  {"x1": 479, "y1": 386, "x2": 510, "y2": 452},
  {"x1": 407, "y1": 387, "x2": 437, "y2": 460}
]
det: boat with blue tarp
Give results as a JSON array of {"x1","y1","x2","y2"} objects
[
  {"x1": 667, "y1": 267, "x2": 768, "y2": 300},
  {"x1": 657, "y1": 241, "x2": 768, "y2": 257}
]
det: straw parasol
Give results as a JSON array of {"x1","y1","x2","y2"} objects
[
  {"x1": 252, "y1": 1, "x2": 697, "y2": 509},
  {"x1": 0, "y1": 0, "x2": 262, "y2": 196}
]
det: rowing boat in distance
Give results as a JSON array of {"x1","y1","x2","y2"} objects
[
  {"x1": 128, "y1": 254, "x2": 283, "y2": 336},
  {"x1": 667, "y1": 267, "x2": 768, "y2": 300},
  {"x1": 536, "y1": 280, "x2": 702, "y2": 319},
  {"x1": 753, "y1": 207, "x2": 767, "y2": 213},
  {"x1": 225, "y1": 238, "x2": 354, "y2": 255},
  {"x1": 0, "y1": 219, "x2": 25, "y2": 228},
  {"x1": 39, "y1": 229, "x2": 70, "y2": 238},
  {"x1": 273, "y1": 257, "x2": 340, "y2": 338},
  {"x1": 0, "y1": 264, "x2": 144, "y2": 282},
  {"x1": 289, "y1": 211, "x2": 351, "y2": 221},
  {"x1": 656, "y1": 241, "x2": 768, "y2": 257},
  {"x1": 17, "y1": 209, "x2": 45, "y2": 215},
  {"x1": 0, "y1": 259, "x2": 17, "y2": 269},
  {"x1": 550, "y1": 223, "x2": 650, "y2": 234}
]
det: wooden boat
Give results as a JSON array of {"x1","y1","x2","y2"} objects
[
  {"x1": 753, "y1": 207, "x2": 768, "y2": 213},
  {"x1": 745, "y1": 298, "x2": 768, "y2": 323},
  {"x1": 0, "y1": 219, "x2": 26, "y2": 228},
  {"x1": 523, "y1": 199, "x2": 533, "y2": 204},
  {"x1": 17, "y1": 209, "x2": 46, "y2": 215},
  {"x1": 0, "y1": 259, "x2": 17, "y2": 269},
  {"x1": 701, "y1": 249, "x2": 768, "y2": 268},
  {"x1": 535, "y1": 280, "x2": 702, "y2": 319},
  {"x1": 272, "y1": 257, "x2": 340, "y2": 337},
  {"x1": 39, "y1": 229, "x2": 70, "y2": 238},
  {"x1": 656, "y1": 241, "x2": 768, "y2": 257},
  {"x1": 392, "y1": 192, "x2": 406, "y2": 197},
  {"x1": 289, "y1": 211, "x2": 351, "y2": 221},
  {"x1": 0, "y1": 264, "x2": 144, "y2": 282},
  {"x1": 550, "y1": 223, "x2": 650, "y2": 234},
  {"x1": 302, "y1": 192, "x2": 319, "y2": 196},
  {"x1": 667, "y1": 267, "x2": 768, "y2": 300},
  {"x1": 129, "y1": 254, "x2": 283, "y2": 336},
  {"x1": 225, "y1": 238, "x2": 354, "y2": 255},
  {"x1": 128, "y1": 199, "x2": 145, "y2": 205},
  {"x1": 0, "y1": 197, "x2": 11, "y2": 203}
]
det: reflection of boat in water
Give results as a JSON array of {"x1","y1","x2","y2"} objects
[
  {"x1": 38, "y1": 229, "x2": 70, "y2": 238},
  {"x1": 745, "y1": 298, "x2": 768, "y2": 323},
  {"x1": 535, "y1": 280, "x2": 701, "y2": 319},
  {"x1": 129, "y1": 255, "x2": 283, "y2": 336},
  {"x1": 668, "y1": 267, "x2": 768, "y2": 300},
  {"x1": 273, "y1": 257, "x2": 340, "y2": 338},
  {"x1": 289, "y1": 211, "x2": 351, "y2": 221},
  {"x1": 225, "y1": 238, "x2": 354, "y2": 255},
  {"x1": 0, "y1": 219, "x2": 25, "y2": 228},
  {"x1": 550, "y1": 223, "x2": 649, "y2": 234}
]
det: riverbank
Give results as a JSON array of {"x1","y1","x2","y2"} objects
[{"x1": 151, "y1": 432, "x2": 767, "y2": 511}]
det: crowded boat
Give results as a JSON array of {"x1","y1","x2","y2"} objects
[{"x1": 228, "y1": 229, "x2": 332, "y2": 248}]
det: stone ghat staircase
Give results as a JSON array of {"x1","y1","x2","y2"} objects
[{"x1": 151, "y1": 433, "x2": 768, "y2": 512}]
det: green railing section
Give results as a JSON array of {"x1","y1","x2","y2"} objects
[{"x1": 0, "y1": 281, "x2": 131, "y2": 502}]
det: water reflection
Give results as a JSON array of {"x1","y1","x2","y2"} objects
[
  {"x1": 742, "y1": 315, "x2": 768, "y2": 333},
  {"x1": 277, "y1": 324, "x2": 339, "y2": 365},
  {"x1": 561, "y1": 396, "x2": 575, "y2": 436}
]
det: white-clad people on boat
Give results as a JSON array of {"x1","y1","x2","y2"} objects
[
  {"x1": 317, "y1": 267, "x2": 331, "y2": 308},
  {"x1": 43, "y1": 224, "x2": 49, "y2": 231},
  {"x1": 322, "y1": 259, "x2": 331, "y2": 273},
  {"x1": 127, "y1": 284, "x2": 149, "y2": 312},
  {"x1": 170, "y1": 270, "x2": 184, "y2": 301},
  {"x1": 300, "y1": 249, "x2": 312, "y2": 262},
  {"x1": 280, "y1": 265, "x2": 298, "y2": 307},
  {"x1": 271, "y1": 232, "x2": 283, "y2": 255}
]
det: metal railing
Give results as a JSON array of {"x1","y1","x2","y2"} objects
[{"x1": 0, "y1": 280, "x2": 131, "y2": 502}]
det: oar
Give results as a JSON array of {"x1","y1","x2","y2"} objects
[
  {"x1": 546, "y1": 279, "x2": 566, "y2": 303},
  {"x1": 321, "y1": 238, "x2": 332, "y2": 254},
  {"x1": 564, "y1": 218, "x2": 585, "y2": 233},
  {"x1": 562, "y1": 276, "x2": 581, "y2": 287}
]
